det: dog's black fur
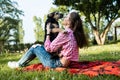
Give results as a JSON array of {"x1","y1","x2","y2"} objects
[
  {"x1": 44, "y1": 12, "x2": 63, "y2": 59},
  {"x1": 44, "y1": 12, "x2": 63, "y2": 42}
]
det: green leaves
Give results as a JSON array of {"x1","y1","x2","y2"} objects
[
  {"x1": 0, "y1": 0, "x2": 24, "y2": 46},
  {"x1": 0, "y1": 0, "x2": 23, "y2": 19},
  {"x1": 0, "y1": 17, "x2": 19, "y2": 41},
  {"x1": 33, "y1": 16, "x2": 44, "y2": 42},
  {"x1": 53, "y1": 0, "x2": 120, "y2": 45}
]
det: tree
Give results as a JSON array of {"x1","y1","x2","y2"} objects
[
  {"x1": 112, "y1": 19, "x2": 120, "y2": 41},
  {"x1": 18, "y1": 20, "x2": 24, "y2": 44},
  {"x1": 10, "y1": 20, "x2": 24, "y2": 44},
  {"x1": 33, "y1": 16, "x2": 44, "y2": 42},
  {"x1": 53, "y1": 0, "x2": 120, "y2": 45},
  {"x1": 0, "y1": 0, "x2": 23, "y2": 19},
  {"x1": 0, "y1": 0, "x2": 23, "y2": 52},
  {"x1": 0, "y1": 17, "x2": 23, "y2": 52}
]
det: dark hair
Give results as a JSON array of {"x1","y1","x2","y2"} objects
[{"x1": 69, "y1": 12, "x2": 88, "y2": 48}]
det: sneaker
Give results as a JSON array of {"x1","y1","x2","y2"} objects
[{"x1": 8, "y1": 61, "x2": 19, "y2": 69}]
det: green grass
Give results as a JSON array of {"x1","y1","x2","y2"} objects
[{"x1": 0, "y1": 42, "x2": 120, "y2": 80}]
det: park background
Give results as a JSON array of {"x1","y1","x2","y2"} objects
[
  {"x1": 0, "y1": 0, "x2": 120, "y2": 52},
  {"x1": 0, "y1": 0, "x2": 120, "y2": 80}
]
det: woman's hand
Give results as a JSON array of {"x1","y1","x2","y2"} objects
[
  {"x1": 47, "y1": 23, "x2": 67, "y2": 34},
  {"x1": 52, "y1": 28, "x2": 68, "y2": 34},
  {"x1": 52, "y1": 28, "x2": 63, "y2": 33},
  {"x1": 52, "y1": 24, "x2": 59, "y2": 28}
]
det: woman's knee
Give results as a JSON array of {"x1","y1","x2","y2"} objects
[{"x1": 32, "y1": 44, "x2": 42, "y2": 48}]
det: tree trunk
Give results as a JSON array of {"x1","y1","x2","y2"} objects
[
  {"x1": 0, "y1": 41, "x2": 4, "y2": 53},
  {"x1": 92, "y1": 19, "x2": 115, "y2": 45},
  {"x1": 93, "y1": 30, "x2": 107, "y2": 45},
  {"x1": 114, "y1": 27, "x2": 117, "y2": 41},
  {"x1": 93, "y1": 29, "x2": 103, "y2": 45}
]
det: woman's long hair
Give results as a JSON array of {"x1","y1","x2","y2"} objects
[{"x1": 69, "y1": 12, "x2": 88, "y2": 48}]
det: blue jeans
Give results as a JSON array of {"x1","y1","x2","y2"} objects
[{"x1": 18, "y1": 45, "x2": 62, "y2": 68}]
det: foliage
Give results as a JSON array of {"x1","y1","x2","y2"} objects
[
  {"x1": 0, "y1": 0, "x2": 24, "y2": 53},
  {"x1": 0, "y1": 0, "x2": 23, "y2": 19},
  {"x1": 0, "y1": 42, "x2": 120, "y2": 79},
  {"x1": 33, "y1": 16, "x2": 44, "y2": 42},
  {"x1": 53, "y1": 0, "x2": 120, "y2": 45},
  {"x1": 48, "y1": 6, "x2": 69, "y2": 13},
  {"x1": 17, "y1": 20, "x2": 24, "y2": 44},
  {"x1": 0, "y1": 17, "x2": 19, "y2": 42}
]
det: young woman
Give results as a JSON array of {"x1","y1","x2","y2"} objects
[{"x1": 8, "y1": 12, "x2": 88, "y2": 68}]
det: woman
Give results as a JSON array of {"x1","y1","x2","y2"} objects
[{"x1": 8, "y1": 12, "x2": 88, "y2": 68}]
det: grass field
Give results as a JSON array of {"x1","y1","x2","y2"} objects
[{"x1": 0, "y1": 42, "x2": 120, "y2": 80}]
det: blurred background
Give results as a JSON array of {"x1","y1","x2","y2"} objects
[{"x1": 0, "y1": 0, "x2": 120, "y2": 53}]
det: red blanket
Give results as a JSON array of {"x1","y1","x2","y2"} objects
[{"x1": 22, "y1": 61, "x2": 120, "y2": 77}]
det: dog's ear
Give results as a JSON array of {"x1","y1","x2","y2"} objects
[{"x1": 47, "y1": 12, "x2": 55, "y2": 18}]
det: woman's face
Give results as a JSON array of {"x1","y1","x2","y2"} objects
[{"x1": 62, "y1": 14, "x2": 71, "y2": 28}]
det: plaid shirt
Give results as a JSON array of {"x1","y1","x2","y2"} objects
[{"x1": 44, "y1": 28, "x2": 79, "y2": 61}]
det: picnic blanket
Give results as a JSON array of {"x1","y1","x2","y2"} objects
[{"x1": 22, "y1": 60, "x2": 120, "y2": 77}]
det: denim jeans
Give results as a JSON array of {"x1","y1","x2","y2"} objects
[{"x1": 18, "y1": 45, "x2": 62, "y2": 68}]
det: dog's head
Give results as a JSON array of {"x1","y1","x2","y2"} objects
[{"x1": 47, "y1": 11, "x2": 63, "y2": 19}]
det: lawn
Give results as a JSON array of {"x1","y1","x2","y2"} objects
[{"x1": 0, "y1": 42, "x2": 120, "y2": 80}]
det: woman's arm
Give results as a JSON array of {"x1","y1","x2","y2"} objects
[
  {"x1": 45, "y1": 32, "x2": 70, "y2": 53},
  {"x1": 45, "y1": 23, "x2": 69, "y2": 53},
  {"x1": 51, "y1": 28, "x2": 63, "y2": 33}
]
